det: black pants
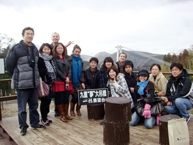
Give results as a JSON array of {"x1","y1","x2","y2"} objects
[
  {"x1": 55, "y1": 91, "x2": 70, "y2": 105},
  {"x1": 54, "y1": 94, "x2": 59, "y2": 112},
  {"x1": 40, "y1": 98, "x2": 52, "y2": 122},
  {"x1": 71, "y1": 89, "x2": 78, "y2": 104}
]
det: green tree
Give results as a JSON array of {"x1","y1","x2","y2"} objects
[
  {"x1": 178, "y1": 53, "x2": 182, "y2": 62},
  {"x1": 163, "y1": 55, "x2": 167, "y2": 62},
  {"x1": 171, "y1": 53, "x2": 178, "y2": 63},
  {"x1": 166, "y1": 53, "x2": 172, "y2": 62},
  {"x1": 0, "y1": 46, "x2": 10, "y2": 59},
  {"x1": 182, "y1": 49, "x2": 189, "y2": 68}
]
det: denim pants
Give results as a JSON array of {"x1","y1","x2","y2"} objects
[
  {"x1": 130, "y1": 112, "x2": 156, "y2": 129},
  {"x1": 17, "y1": 88, "x2": 40, "y2": 128},
  {"x1": 165, "y1": 97, "x2": 193, "y2": 118}
]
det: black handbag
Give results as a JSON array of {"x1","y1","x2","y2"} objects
[
  {"x1": 136, "y1": 100, "x2": 145, "y2": 115},
  {"x1": 136, "y1": 97, "x2": 164, "y2": 116},
  {"x1": 150, "y1": 101, "x2": 164, "y2": 115}
]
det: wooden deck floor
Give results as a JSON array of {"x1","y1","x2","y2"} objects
[{"x1": 0, "y1": 106, "x2": 193, "y2": 145}]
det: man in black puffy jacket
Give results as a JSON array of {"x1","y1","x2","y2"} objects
[
  {"x1": 165, "y1": 63, "x2": 193, "y2": 123},
  {"x1": 5, "y1": 27, "x2": 45, "y2": 136}
]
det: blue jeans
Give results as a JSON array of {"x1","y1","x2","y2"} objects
[
  {"x1": 165, "y1": 97, "x2": 193, "y2": 118},
  {"x1": 130, "y1": 112, "x2": 156, "y2": 129}
]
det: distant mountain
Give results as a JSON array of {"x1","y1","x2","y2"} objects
[
  {"x1": 82, "y1": 50, "x2": 164, "y2": 70},
  {"x1": 94, "y1": 52, "x2": 111, "y2": 63},
  {"x1": 81, "y1": 54, "x2": 92, "y2": 62},
  {"x1": 108, "y1": 50, "x2": 164, "y2": 70}
]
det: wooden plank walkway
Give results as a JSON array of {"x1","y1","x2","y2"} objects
[{"x1": 0, "y1": 105, "x2": 193, "y2": 145}]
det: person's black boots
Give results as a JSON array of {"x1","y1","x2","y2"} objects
[{"x1": 55, "y1": 106, "x2": 60, "y2": 116}]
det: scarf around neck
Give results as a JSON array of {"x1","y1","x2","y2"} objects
[
  {"x1": 39, "y1": 53, "x2": 56, "y2": 80},
  {"x1": 137, "y1": 80, "x2": 149, "y2": 96},
  {"x1": 72, "y1": 54, "x2": 82, "y2": 87}
]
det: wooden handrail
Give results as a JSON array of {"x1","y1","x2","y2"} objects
[
  {"x1": 0, "y1": 79, "x2": 11, "y2": 82},
  {"x1": 0, "y1": 95, "x2": 17, "y2": 101}
]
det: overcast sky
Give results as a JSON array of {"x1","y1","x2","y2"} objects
[{"x1": 0, "y1": 0, "x2": 193, "y2": 56}]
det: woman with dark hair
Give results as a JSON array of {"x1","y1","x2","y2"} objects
[
  {"x1": 99, "y1": 57, "x2": 116, "y2": 88},
  {"x1": 123, "y1": 60, "x2": 137, "y2": 103},
  {"x1": 100, "y1": 65, "x2": 133, "y2": 125},
  {"x1": 68, "y1": 44, "x2": 85, "y2": 116},
  {"x1": 130, "y1": 70, "x2": 156, "y2": 129},
  {"x1": 38, "y1": 43, "x2": 56, "y2": 126},
  {"x1": 165, "y1": 63, "x2": 193, "y2": 123},
  {"x1": 52, "y1": 43, "x2": 72, "y2": 122},
  {"x1": 149, "y1": 63, "x2": 168, "y2": 97},
  {"x1": 108, "y1": 66, "x2": 133, "y2": 107}
]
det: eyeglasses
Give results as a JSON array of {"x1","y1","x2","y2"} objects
[{"x1": 26, "y1": 33, "x2": 34, "y2": 36}]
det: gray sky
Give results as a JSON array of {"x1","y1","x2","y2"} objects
[{"x1": 0, "y1": 0, "x2": 193, "y2": 56}]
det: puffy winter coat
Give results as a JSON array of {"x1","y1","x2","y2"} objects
[{"x1": 5, "y1": 40, "x2": 40, "y2": 89}]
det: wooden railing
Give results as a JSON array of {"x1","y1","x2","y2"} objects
[{"x1": 1, "y1": 72, "x2": 193, "y2": 121}]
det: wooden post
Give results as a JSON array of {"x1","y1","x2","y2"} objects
[
  {"x1": 159, "y1": 114, "x2": 180, "y2": 145},
  {"x1": 87, "y1": 104, "x2": 104, "y2": 120},
  {"x1": 103, "y1": 97, "x2": 131, "y2": 145}
]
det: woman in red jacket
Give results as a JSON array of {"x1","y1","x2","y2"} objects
[{"x1": 52, "y1": 43, "x2": 72, "y2": 122}]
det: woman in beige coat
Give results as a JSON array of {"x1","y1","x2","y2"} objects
[{"x1": 149, "y1": 63, "x2": 168, "y2": 97}]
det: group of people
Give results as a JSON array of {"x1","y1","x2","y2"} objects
[
  {"x1": 5, "y1": 27, "x2": 84, "y2": 136},
  {"x1": 5, "y1": 27, "x2": 193, "y2": 136}
]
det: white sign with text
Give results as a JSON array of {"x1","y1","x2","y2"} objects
[{"x1": 0, "y1": 59, "x2": 5, "y2": 74}]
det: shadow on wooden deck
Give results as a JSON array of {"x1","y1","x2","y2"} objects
[{"x1": 0, "y1": 106, "x2": 192, "y2": 145}]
